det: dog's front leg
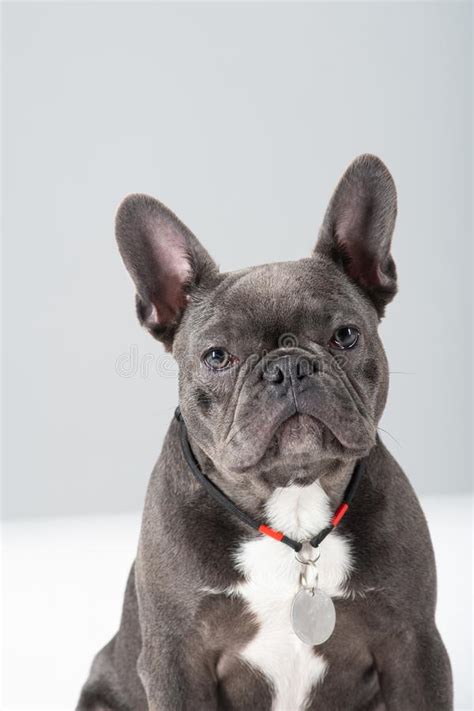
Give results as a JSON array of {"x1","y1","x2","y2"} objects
[
  {"x1": 137, "y1": 637, "x2": 218, "y2": 711},
  {"x1": 374, "y1": 624, "x2": 453, "y2": 710},
  {"x1": 135, "y1": 562, "x2": 218, "y2": 711}
]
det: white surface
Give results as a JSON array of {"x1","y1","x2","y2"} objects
[{"x1": 2, "y1": 495, "x2": 473, "y2": 711}]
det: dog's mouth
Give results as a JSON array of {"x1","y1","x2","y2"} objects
[
  {"x1": 265, "y1": 412, "x2": 336, "y2": 458},
  {"x1": 221, "y1": 402, "x2": 374, "y2": 474},
  {"x1": 223, "y1": 411, "x2": 339, "y2": 473},
  {"x1": 274, "y1": 412, "x2": 325, "y2": 443}
]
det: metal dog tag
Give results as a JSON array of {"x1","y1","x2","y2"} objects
[{"x1": 290, "y1": 587, "x2": 336, "y2": 646}]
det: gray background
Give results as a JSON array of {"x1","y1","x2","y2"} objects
[{"x1": 3, "y1": 1, "x2": 472, "y2": 519}]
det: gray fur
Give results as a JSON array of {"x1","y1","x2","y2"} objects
[{"x1": 78, "y1": 155, "x2": 452, "y2": 710}]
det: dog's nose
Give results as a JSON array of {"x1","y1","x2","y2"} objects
[{"x1": 262, "y1": 354, "x2": 316, "y2": 387}]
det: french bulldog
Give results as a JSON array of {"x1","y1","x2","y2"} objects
[{"x1": 78, "y1": 155, "x2": 452, "y2": 711}]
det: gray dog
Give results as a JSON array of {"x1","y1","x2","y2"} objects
[{"x1": 78, "y1": 155, "x2": 452, "y2": 710}]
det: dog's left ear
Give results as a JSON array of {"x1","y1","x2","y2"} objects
[{"x1": 314, "y1": 154, "x2": 397, "y2": 316}]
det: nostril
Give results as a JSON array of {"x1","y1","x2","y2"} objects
[
  {"x1": 296, "y1": 357, "x2": 315, "y2": 380},
  {"x1": 273, "y1": 366, "x2": 284, "y2": 384},
  {"x1": 263, "y1": 363, "x2": 285, "y2": 384}
]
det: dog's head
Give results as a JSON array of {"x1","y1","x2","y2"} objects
[{"x1": 116, "y1": 155, "x2": 397, "y2": 487}]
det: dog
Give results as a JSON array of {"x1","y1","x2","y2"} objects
[{"x1": 78, "y1": 155, "x2": 452, "y2": 710}]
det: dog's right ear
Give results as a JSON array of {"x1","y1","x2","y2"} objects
[{"x1": 116, "y1": 194, "x2": 218, "y2": 349}]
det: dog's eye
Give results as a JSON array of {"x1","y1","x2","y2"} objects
[
  {"x1": 330, "y1": 326, "x2": 360, "y2": 350},
  {"x1": 203, "y1": 347, "x2": 234, "y2": 371}
]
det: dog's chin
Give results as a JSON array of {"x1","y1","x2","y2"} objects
[
  {"x1": 235, "y1": 413, "x2": 360, "y2": 488},
  {"x1": 275, "y1": 413, "x2": 326, "y2": 448},
  {"x1": 262, "y1": 413, "x2": 340, "y2": 463}
]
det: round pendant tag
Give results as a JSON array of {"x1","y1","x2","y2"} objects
[{"x1": 290, "y1": 588, "x2": 336, "y2": 646}]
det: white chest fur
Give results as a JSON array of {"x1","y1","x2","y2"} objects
[{"x1": 232, "y1": 481, "x2": 353, "y2": 711}]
